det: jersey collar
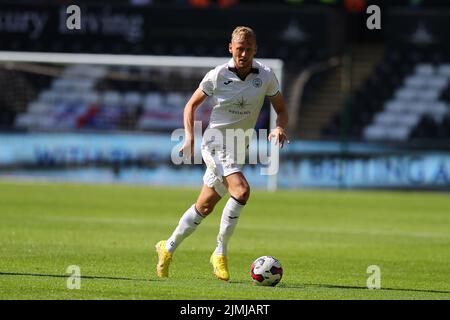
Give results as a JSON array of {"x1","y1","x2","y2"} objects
[{"x1": 227, "y1": 59, "x2": 259, "y2": 80}]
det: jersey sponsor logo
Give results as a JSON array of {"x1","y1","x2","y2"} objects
[
  {"x1": 228, "y1": 110, "x2": 251, "y2": 115},
  {"x1": 232, "y1": 96, "x2": 251, "y2": 109},
  {"x1": 252, "y1": 78, "x2": 262, "y2": 88}
]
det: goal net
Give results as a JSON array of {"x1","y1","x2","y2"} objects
[{"x1": 0, "y1": 51, "x2": 283, "y2": 190}]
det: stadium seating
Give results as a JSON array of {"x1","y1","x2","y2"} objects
[
  {"x1": 7, "y1": 31, "x2": 310, "y2": 133},
  {"x1": 11, "y1": 63, "x2": 216, "y2": 132},
  {"x1": 323, "y1": 46, "x2": 450, "y2": 142}
]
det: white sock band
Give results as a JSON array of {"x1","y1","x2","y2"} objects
[
  {"x1": 214, "y1": 197, "x2": 244, "y2": 256},
  {"x1": 166, "y1": 204, "x2": 204, "y2": 253}
]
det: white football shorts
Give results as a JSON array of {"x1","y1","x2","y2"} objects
[{"x1": 201, "y1": 140, "x2": 243, "y2": 198}]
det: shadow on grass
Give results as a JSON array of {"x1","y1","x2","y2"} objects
[
  {"x1": 230, "y1": 280, "x2": 450, "y2": 295},
  {"x1": 0, "y1": 271, "x2": 153, "y2": 283},
  {"x1": 2, "y1": 271, "x2": 450, "y2": 295}
]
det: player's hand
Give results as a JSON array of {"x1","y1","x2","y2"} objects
[
  {"x1": 268, "y1": 127, "x2": 290, "y2": 148},
  {"x1": 179, "y1": 138, "x2": 194, "y2": 161}
]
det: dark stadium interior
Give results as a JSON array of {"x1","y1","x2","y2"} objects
[
  {"x1": 2, "y1": 0, "x2": 450, "y2": 145},
  {"x1": 0, "y1": 0, "x2": 449, "y2": 189}
]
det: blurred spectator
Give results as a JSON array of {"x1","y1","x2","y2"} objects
[
  {"x1": 190, "y1": 0, "x2": 209, "y2": 7},
  {"x1": 189, "y1": 0, "x2": 239, "y2": 8},
  {"x1": 285, "y1": 0, "x2": 305, "y2": 4},
  {"x1": 130, "y1": 0, "x2": 153, "y2": 5},
  {"x1": 344, "y1": 0, "x2": 366, "y2": 13}
]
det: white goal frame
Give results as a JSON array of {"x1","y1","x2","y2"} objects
[{"x1": 0, "y1": 51, "x2": 283, "y2": 191}]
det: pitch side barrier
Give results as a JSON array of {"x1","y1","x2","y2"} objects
[
  {"x1": 0, "y1": 133, "x2": 449, "y2": 190},
  {"x1": 279, "y1": 140, "x2": 450, "y2": 190}
]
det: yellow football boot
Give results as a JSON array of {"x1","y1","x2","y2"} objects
[
  {"x1": 155, "y1": 240, "x2": 173, "y2": 278},
  {"x1": 210, "y1": 253, "x2": 230, "y2": 281}
]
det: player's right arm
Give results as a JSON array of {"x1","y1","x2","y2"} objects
[{"x1": 179, "y1": 88, "x2": 208, "y2": 159}]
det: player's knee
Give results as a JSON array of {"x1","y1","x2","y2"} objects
[
  {"x1": 196, "y1": 202, "x2": 215, "y2": 216},
  {"x1": 233, "y1": 185, "x2": 250, "y2": 204}
]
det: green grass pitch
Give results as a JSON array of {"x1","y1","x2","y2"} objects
[{"x1": 0, "y1": 180, "x2": 449, "y2": 300}]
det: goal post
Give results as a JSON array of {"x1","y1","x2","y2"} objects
[{"x1": 0, "y1": 51, "x2": 283, "y2": 191}]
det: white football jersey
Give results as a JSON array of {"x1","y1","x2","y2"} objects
[{"x1": 199, "y1": 58, "x2": 280, "y2": 133}]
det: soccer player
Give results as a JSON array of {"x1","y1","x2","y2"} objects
[{"x1": 155, "y1": 26, "x2": 289, "y2": 281}]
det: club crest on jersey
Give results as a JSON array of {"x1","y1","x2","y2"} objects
[{"x1": 252, "y1": 78, "x2": 262, "y2": 88}]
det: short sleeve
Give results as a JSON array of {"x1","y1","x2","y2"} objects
[
  {"x1": 266, "y1": 69, "x2": 280, "y2": 97},
  {"x1": 199, "y1": 69, "x2": 216, "y2": 96}
]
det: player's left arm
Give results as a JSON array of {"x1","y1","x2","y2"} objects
[{"x1": 268, "y1": 92, "x2": 290, "y2": 148}]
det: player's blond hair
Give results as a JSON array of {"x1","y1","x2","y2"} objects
[{"x1": 231, "y1": 26, "x2": 256, "y2": 43}]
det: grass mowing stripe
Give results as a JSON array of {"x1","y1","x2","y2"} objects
[
  {"x1": 1, "y1": 272, "x2": 450, "y2": 295},
  {"x1": 1, "y1": 180, "x2": 449, "y2": 299}
]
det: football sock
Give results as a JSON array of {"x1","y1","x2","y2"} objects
[
  {"x1": 214, "y1": 196, "x2": 245, "y2": 256},
  {"x1": 165, "y1": 204, "x2": 204, "y2": 253}
]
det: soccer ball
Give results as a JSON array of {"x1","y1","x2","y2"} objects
[{"x1": 250, "y1": 256, "x2": 283, "y2": 286}]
